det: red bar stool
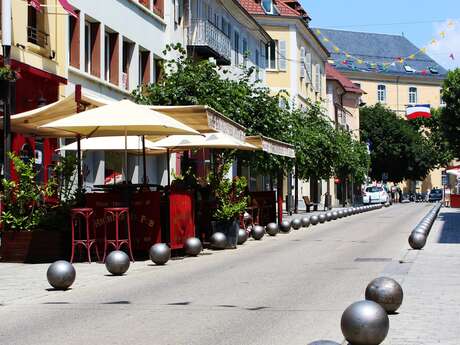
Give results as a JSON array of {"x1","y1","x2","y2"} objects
[
  {"x1": 70, "y1": 208, "x2": 100, "y2": 263},
  {"x1": 102, "y1": 207, "x2": 135, "y2": 262}
]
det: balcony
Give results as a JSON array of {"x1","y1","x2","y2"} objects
[
  {"x1": 27, "y1": 26, "x2": 49, "y2": 49},
  {"x1": 188, "y1": 19, "x2": 231, "y2": 65}
]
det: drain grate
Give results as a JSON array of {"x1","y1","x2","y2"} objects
[{"x1": 354, "y1": 257, "x2": 392, "y2": 262}]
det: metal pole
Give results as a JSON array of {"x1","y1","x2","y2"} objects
[
  {"x1": 294, "y1": 162, "x2": 299, "y2": 213},
  {"x1": 75, "y1": 85, "x2": 83, "y2": 190},
  {"x1": 166, "y1": 148, "x2": 170, "y2": 186},
  {"x1": 142, "y1": 135, "x2": 147, "y2": 184},
  {"x1": 277, "y1": 172, "x2": 283, "y2": 223},
  {"x1": 2, "y1": 0, "x2": 12, "y2": 179}
]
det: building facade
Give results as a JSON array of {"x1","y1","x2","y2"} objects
[
  {"x1": 315, "y1": 28, "x2": 449, "y2": 193},
  {"x1": 1, "y1": 0, "x2": 68, "y2": 183}
]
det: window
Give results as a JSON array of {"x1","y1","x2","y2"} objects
[
  {"x1": 122, "y1": 40, "x2": 134, "y2": 90},
  {"x1": 69, "y1": 13, "x2": 80, "y2": 68},
  {"x1": 84, "y1": 22, "x2": 91, "y2": 73},
  {"x1": 440, "y1": 89, "x2": 446, "y2": 106},
  {"x1": 221, "y1": 17, "x2": 230, "y2": 37},
  {"x1": 409, "y1": 87, "x2": 417, "y2": 104},
  {"x1": 139, "y1": 50, "x2": 150, "y2": 85},
  {"x1": 255, "y1": 49, "x2": 260, "y2": 80},
  {"x1": 377, "y1": 84, "x2": 386, "y2": 103},
  {"x1": 234, "y1": 32, "x2": 240, "y2": 65},
  {"x1": 261, "y1": 0, "x2": 274, "y2": 14},
  {"x1": 104, "y1": 32, "x2": 111, "y2": 81},
  {"x1": 242, "y1": 38, "x2": 248, "y2": 68},
  {"x1": 265, "y1": 40, "x2": 277, "y2": 70},
  {"x1": 27, "y1": 1, "x2": 47, "y2": 48}
]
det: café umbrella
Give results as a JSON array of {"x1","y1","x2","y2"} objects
[
  {"x1": 41, "y1": 99, "x2": 200, "y2": 181},
  {"x1": 151, "y1": 132, "x2": 259, "y2": 185}
]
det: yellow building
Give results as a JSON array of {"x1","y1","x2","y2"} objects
[
  {"x1": 239, "y1": 0, "x2": 338, "y2": 210},
  {"x1": 1, "y1": 0, "x2": 68, "y2": 112},
  {"x1": 315, "y1": 28, "x2": 449, "y2": 193}
]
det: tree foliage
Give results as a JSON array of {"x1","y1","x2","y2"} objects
[
  {"x1": 440, "y1": 68, "x2": 460, "y2": 158},
  {"x1": 134, "y1": 44, "x2": 370, "y2": 182},
  {"x1": 360, "y1": 103, "x2": 442, "y2": 183}
]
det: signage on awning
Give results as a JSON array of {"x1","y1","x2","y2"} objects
[{"x1": 246, "y1": 136, "x2": 295, "y2": 158}]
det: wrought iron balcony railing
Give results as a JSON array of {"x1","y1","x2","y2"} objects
[
  {"x1": 27, "y1": 26, "x2": 49, "y2": 48},
  {"x1": 188, "y1": 19, "x2": 231, "y2": 64}
]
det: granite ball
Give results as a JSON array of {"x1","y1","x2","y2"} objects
[
  {"x1": 279, "y1": 220, "x2": 291, "y2": 233},
  {"x1": 252, "y1": 225, "x2": 265, "y2": 240},
  {"x1": 47, "y1": 260, "x2": 76, "y2": 290},
  {"x1": 331, "y1": 211, "x2": 339, "y2": 220},
  {"x1": 341, "y1": 300, "x2": 389, "y2": 345},
  {"x1": 408, "y1": 232, "x2": 426, "y2": 250},
  {"x1": 310, "y1": 215, "x2": 319, "y2": 225},
  {"x1": 301, "y1": 217, "x2": 311, "y2": 228},
  {"x1": 237, "y1": 228, "x2": 248, "y2": 244},
  {"x1": 105, "y1": 250, "x2": 130, "y2": 276},
  {"x1": 266, "y1": 223, "x2": 279, "y2": 236},
  {"x1": 184, "y1": 237, "x2": 202, "y2": 256},
  {"x1": 292, "y1": 218, "x2": 302, "y2": 230},
  {"x1": 149, "y1": 243, "x2": 171, "y2": 265},
  {"x1": 210, "y1": 232, "x2": 227, "y2": 250},
  {"x1": 365, "y1": 277, "x2": 404, "y2": 313},
  {"x1": 318, "y1": 214, "x2": 327, "y2": 223}
]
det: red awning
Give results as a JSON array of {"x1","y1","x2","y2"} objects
[
  {"x1": 11, "y1": 60, "x2": 67, "y2": 85},
  {"x1": 58, "y1": 0, "x2": 78, "y2": 18}
]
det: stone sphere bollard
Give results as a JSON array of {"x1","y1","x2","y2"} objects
[
  {"x1": 279, "y1": 220, "x2": 291, "y2": 233},
  {"x1": 326, "y1": 212, "x2": 333, "y2": 221},
  {"x1": 292, "y1": 218, "x2": 302, "y2": 230},
  {"x1": 338, "y1": 210, "x2": 344, "y2": 218},
  {"x1": 149, "y1": 243, "x2": 171, "y2": 265},
  {"x1": 210, "y1": 232, "x2": 227, "y2": 250},
  {"x1": 237, "y1": 228, "x2": 248, "y2": 244},
  {"x1": 365, "y1": 277, "x2": 403, "y2": 313},
  {"x1": 310, "y1": 215, "x2": 319, "y2": 225},
  {"x1": 301, "y1": 216, "x2": 311, "y2": 228},
  {"x1": 266, "y1": 223, "x2": 279, "y2": 236},
  {"x1": 105, "y1": 250, "x2": 130, "y2": 276},
  {"x1": 341, "y1": 300, "x2": 389, "y2": 345},
  {"x1": 331, "y1": 211, "x2": 338, "y2": 220},
  {"x1": 47, "y1": 260, "x2": 76, "y2": 290},
  {"x1": 184, "y1": 237, "x2": 202, "y2": 256},
  {"x1": 318, "y1": 214, "x2": 327, "y2": 223},
  {"x1": 408, "y1": 232, "x2": 427, "y2": 250},
  {"x1": 252, "y1": 225, "x2": 265, "y2": 240},
  {"x1": 348, "y1": 208, "x2": 354, "y2": 216}
]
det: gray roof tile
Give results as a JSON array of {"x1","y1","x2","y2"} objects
[{"x1": 313, "y1": 28, "x2": 447, "y2": 79}]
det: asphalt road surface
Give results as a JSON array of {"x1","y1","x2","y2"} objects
[{"x1": 0, "y1": 203, "x2": 431, "y2": 345}]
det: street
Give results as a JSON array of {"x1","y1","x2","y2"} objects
[{"x1": 1, "y1": 203, "x2": 453, "y2": 345}]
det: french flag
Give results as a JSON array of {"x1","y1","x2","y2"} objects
[{"x1": 406, "y1": 104, "x2": 431, "y2": 120}]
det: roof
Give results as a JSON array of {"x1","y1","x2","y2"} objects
[
  {"x1": 239, "y1": 0, "x2": 309, "y2": 19},
  {"x1": 313, "y1": 28, "x2": 448, "y2": 79},
  {"x1": 326, "y1": 64, "x2": 365, "y2": 94}
]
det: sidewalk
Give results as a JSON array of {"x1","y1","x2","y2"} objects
[{"x1": 384, "y1": 207, "x2": 460, "y2": 345}]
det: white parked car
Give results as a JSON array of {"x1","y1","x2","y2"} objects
[{"x1": 362, "y1": 186, "x2": 389, "y2": 204}]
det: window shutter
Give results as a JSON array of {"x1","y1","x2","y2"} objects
[
  {"x1": 300, "y1": 47, "x2": 305, "y2": 79},
  {"x1": 315, "y1": 64, "x2": 321, "y2": 92},
  {"x1": 278, "y1": 40, "x2": 286, "y2": 71},
  {"x1": 174, "y1": 0, "x2": 180, "y2": 24},
  {"x1": 305, "y1": 52, "x2": 312, "y2": 83}
]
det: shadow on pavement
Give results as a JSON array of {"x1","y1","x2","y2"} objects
[{"x1": 436, "y1": 211, "x2": 460, "y2": 244}]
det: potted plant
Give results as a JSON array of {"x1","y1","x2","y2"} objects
[
  {"x1": 0, "y1": 153, "x2": 77, "y2": 262},
  {"x1": 0, "y1": 65, "x2": 17, "y2": 96},
  {"x1": 210, "y1": 161, "x2": 248, "y2": 248}
]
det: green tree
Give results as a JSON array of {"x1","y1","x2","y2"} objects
[
  {"x1": 440, "y1": 69, "x2": 460, "y2": 158},
  {"x1": 360, "y1": 103, "x2": 438, "y2": 182},
  {"x1": 133, "y1": 44, "x2": 294, "y2": 175}
]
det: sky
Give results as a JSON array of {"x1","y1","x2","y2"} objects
[{"x1": 301, "y1": 0, "x2": 460, "y2": 70}]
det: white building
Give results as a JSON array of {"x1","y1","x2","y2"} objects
[{"x1": 63, "y1": 0, "x2": 271, "y2": 188}]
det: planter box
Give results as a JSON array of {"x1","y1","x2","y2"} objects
[
  {"x1": 211, "y1": 219, "x2": 239, "y2": 249},
  {"x1": 0, "y1": 230, "x2": 70, "y2": 263}
]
